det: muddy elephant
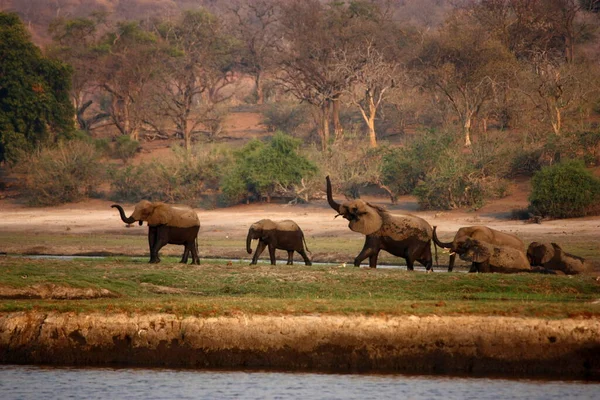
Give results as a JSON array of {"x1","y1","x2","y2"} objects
[
  {"x1": 112, "y1": 200, "x2": 200, "y2": 264},
  {"x1": 246, "y1": 219, "x2": 312, "y2": 265},
  {"x1": 527, "y1": 242, "x2": 591, "y2": 275},
  {"x1": 433, "y1": 225, "x2": 524, "y2": 272},
  {"x1": 326, "y1": 176, "x2": 434, "y2": 270},
  {"x1": 457, "y1": 238, "x2": 532, "y2": 273}
]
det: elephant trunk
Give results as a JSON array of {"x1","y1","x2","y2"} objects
[
  {"x1": 325, "y1": 176, "x2": 341, "y2": 213},
  {"x1": 111, "y1": 204, "x2": 137, "y2": 224},
  {"x1": 246, "y1": 229, "x2": 254, "y2": 254},
  {"x1": 432, "y1": 226, "x2": 453, "y2": 249}
]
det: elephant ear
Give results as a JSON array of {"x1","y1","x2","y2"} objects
[
  {"x1": 346, "y1": 200, "x2": 383, "y2": 235},
  {"x1": 536, "y1": 242, "x2": 556, "y2": 264},
  {"x1": 146, "y1": 203, "x2": 170, "y2": 226},
  {"x1": 462, "y1": 239, "x2": 491, "y2": 263}
]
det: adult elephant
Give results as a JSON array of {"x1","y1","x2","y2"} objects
[
  {"x1": 326, "y1": 176, "x2": 434, "y2": 270},
  {"x1": 246, "y1": 219, "x2": 312, "y2": 265},
  {"x1": 527, "y1": 242, "x2": 591, "y2": 275},
  {"x1": 112, "y1": 200, "x2": 200, "y2": 264},
  {"x1": 432, "y1": 226, "x2": 524, "y2": 272},
  {"x1": 456, "y1": 238, "x2": 532, "y2": 273}
]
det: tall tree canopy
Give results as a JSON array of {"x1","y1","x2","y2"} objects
[{"x1": 0, "y1": 12, "x2": 74, "y2": 163}]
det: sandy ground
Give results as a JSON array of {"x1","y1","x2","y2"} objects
[{"x1": 0, "y1": 192, "x2": 599, "y2": 261}]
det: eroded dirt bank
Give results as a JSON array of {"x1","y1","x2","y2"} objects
[{"x1": 1, "y1": 312, "x2": 599, "y2": 379}]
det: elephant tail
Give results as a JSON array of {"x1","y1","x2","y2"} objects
[{"x1": 302, "y1": 232, "x2": 312, "y2": 255}]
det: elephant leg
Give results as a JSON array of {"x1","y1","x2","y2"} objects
[
  {"x1": 448, "y1": 253, "x2": 456, "y2": 272},
  {"x1": 152, "y1": 228, "x2": 169, "y2": 264},
  {"x1": 191, "y1": 239, "x2": 200, "y2": 265},
  {"x1": 148, "y1": 226, "x2": 160, "y2": 263},
  {"x1": 354, "y1": 239, "x2": 378, "y2": 267},
  {"x1": 180, "y1": 246, "x2": 189, "y2": 264},
  {"x1": 286, "y1": 250, "x2": 294, "y2": 265},
  {"x1": 368, "y1": 253, "x2": 379, "y2": 268},
  {"x1": 298, "y1": 249, "x2": 312, "y2": 266},
  {"x1": 251, "y1": 241, "x2": 267, "y2": 265},
  {"x1": 268, "y1": 243, "x2": 277, "y2": 265}
]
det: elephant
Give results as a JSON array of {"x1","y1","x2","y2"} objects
[
  {"x1": 527, "y1": 242, "x2": 591, "y2": 275},
  {"x1": 326, "y1": 176, "x2": 434, "y2": 270},
  {"x1": 112, "y1": 200, "x2": 200, "y2": 264},
  {"x1": 246, "y1": 219, "x2": 312, "y2": 265},
  {"x1": 432, "y1": 225, "x2": 524, "y2": 272},
  {"x1": 456, "y1": 238, "x2": 532, "y2": 273}
]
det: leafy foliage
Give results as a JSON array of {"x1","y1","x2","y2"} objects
[
  {"x1": 529, "y1": 160, "x2": 600, "y2": 218},
  {"x1": 221, "y1": 132, "x2": 317, "y2": 203},
  {"x1": 109, "y1": 145, "x2": 229, "y2": 204},
  {"x1": 0, "y1": 12, "x2": 75, "y2": 163},
  {"x1": 16, "y1": 141, "x2": 104, "y2": 205}
]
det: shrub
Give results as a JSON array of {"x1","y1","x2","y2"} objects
[
  {"x1": 261, "y1": 103, "x2": 310, "y2": 135},
  {"x1": 109, "y1": 144, "x2": 230, "y2": 203},
  {"x1": 17, "y1": 141, "x2": 104, "y2": 205},
  {"x1": 528, "y1": 160, "x2": 600, "y2": 218},
  {"x1": 380, "y1": 130, "x2": 455, "y2": 199},
  {"x1": 220, "y1": 132, "x2": 318, "y2": 203},
  {"x1": 111, "y1": 135, "x2": 140, "y2": 163}
]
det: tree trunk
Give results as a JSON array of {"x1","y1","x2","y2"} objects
[
  {"x1": 332, "y1": 97, "x2": 343, "y2": 141},
  {"x1": 255, "y1": 73, "x2": 264, "y2": 105},
  {"x1": 320, "y1": 102, "x2": 331, "y2": 151},
  {"x1": 463, "y1": 117, "x2": 472, "y2": 147}
]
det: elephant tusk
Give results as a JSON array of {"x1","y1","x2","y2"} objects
[{"x1": 449, "y1": 252, "x2": 456, "y2": 256}]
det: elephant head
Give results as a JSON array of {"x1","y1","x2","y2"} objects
[
  {"x1": 457, "y1": 238, "x2": 491, "y2": 263},
  {"x1": 527, "y1": 241, "x2": 556, "y2": 266},
  {"x1": 326, "y1": 175, "x2": 383, "y2": 235},
  {"x1": 246, "y1": 219, "x2": 277, "y2": 254},
  {"x1": 112, "y1": 201, "x2": 199, "y2": 228}
]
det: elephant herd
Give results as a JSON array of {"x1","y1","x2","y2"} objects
[{"x1": 111, "y1": 177, "x2": 592, "y2": 275}]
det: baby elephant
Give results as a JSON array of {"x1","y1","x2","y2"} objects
[
  {"x1": 458, "y1": 238, "x2": 532, "y2": 273},
  {"x1": 246, "y1": 219, "x2": 312, "y2": 265},
  {"x1": 527, "y1": 242, "x2": 591, "y2": 275}
]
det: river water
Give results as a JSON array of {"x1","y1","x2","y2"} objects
[{"x1": 1, "y1": 365, "x2": 598, "y2": 400}]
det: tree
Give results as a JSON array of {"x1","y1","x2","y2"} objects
[
  {"x1": 93, "y1": 21, "x2": 162, "y2": 140},
  {"x1": 48, "y1": 14, "x2": 111, "y2": 132},
  {"x1": 150, "y1": 9, "x2": 239, "y2": 150},
  {"x1": 413, "y1": 11, "x2": 517, "y2": 146},
  {"x1": 277, "y1": 0, "x2": 380, "y2": 149},
  {"x1": 0, "y1": 12, "x2": 75, "y2": 163},
  {"x1": 226, "y1": 0, "x2": 281, "y2": 104}
]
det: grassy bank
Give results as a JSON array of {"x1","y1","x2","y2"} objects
[{"x1": 1, "y1": 256, "x2": 598, "y2": 318}]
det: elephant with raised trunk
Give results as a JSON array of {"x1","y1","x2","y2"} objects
[
  {"x1": 247, "y1": 219, "x2": 312, "y2": 265},
  {"x1": 432, "y1": 226, "x2": 524, "y2": 272},
  {"x1": 112, "y1": 200, "x2": 200, "y2": 264},
  {"x1": 326, "y1": 176, "x2": 434, "y2": 270},
  {"x1": 527, "y1": 242, "x2": 591, "y2": 275}
]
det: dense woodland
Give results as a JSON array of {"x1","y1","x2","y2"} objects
[{"x1": 1, "y1": 0, "x2": 600, "y2": 216}]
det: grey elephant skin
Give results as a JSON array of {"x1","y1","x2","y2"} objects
[
  {"x1": 246, "y1": 219, "x2": 312, "y2": 265},
  {"x1": 112, "y1": 200, "x2": 200, "y2": 264},
  {"x1": 457, "y1": 238, "x2": 532, "y2": 273},
  {"x1": 433, "y1": 225, "x2": 524, "y2": 272},
  {"x1": 527, "y1": 242, "x2": 592, "y2": 275},
  {"x1": 326, "y1": 176, "x2": 434, "y2": 270}
]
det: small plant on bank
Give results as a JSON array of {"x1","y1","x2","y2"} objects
[
  {"x1": 111, "y1": 135, "x2": 140, "y2": 163},
  {"x1": 528, "y1": 160, "x2": 600, "y2": 219}
]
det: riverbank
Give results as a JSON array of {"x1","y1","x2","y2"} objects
[{"x1": 1, "y1": 312, "x2": 599, "y2": 379}]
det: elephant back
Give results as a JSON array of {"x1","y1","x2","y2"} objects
[
  {"x1": 254, "y1": 219, "x2": 278, "y2": 231},
  {"x1": 152, "y1": 203, "x2": 200, "y2": 228},
  {"x1": 276, "y1": 220, "x2": 301, "y2": 232},
  {"x1": 381, "y1": 213, "x2": 432, "y2": 243}
]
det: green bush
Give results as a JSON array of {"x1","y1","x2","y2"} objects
[
  {"x1": 380, "y1": 130, "x2": 455, "y2": 199},
  {"x1": 528, "y1": 160, "x2": 600, "y2": 218},
  {"x1": 109, "y1": 144, "x2": 230, "y2": 203},
  {"x1": 221, "y1": 132, "x2": 318, "y2": 203},
  {"x1": 111, "y1": 135, "x2": 140, "y2": 163},
  {"x1": 17, "y1": 140, "x2": 104, "y2": 205}
]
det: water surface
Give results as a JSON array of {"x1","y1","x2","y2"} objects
[{"x1": 1, "y1": 365, "x2": 598, "y2": 400}]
